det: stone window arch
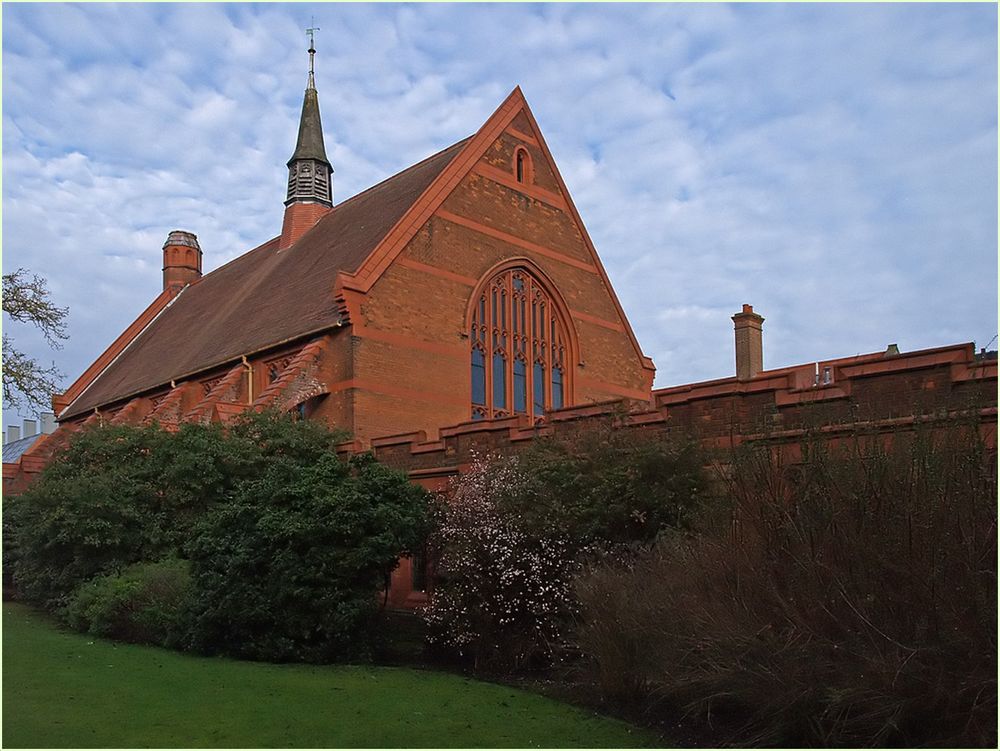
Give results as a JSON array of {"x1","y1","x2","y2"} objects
[{"x1": 468, "y1": 261, "x2": 574, "y2": 421}]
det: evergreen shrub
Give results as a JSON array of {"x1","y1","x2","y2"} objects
[
  {"x1": 182, "y1": 452, "x2": 432, "y2": 663},
  {"x1": 9, "y1": 411, "x2": 432, "y2": 663},
  {"x1": 507, "y1": 422, "x2": 711, "y2": 545},
  {"x1": 64, "y1": 557, "x2": 191, "y2": 647}
]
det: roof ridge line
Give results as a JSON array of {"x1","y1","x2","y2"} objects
[
  {"x1": 331, "y1": 135, "x2": 473, "y2": 210},
  {"x1": 199, "y1": 137, "x2": 472, "y2": 277},
  {"x1": 195, "y1": 235, "x2": 281, "y2": 283}
]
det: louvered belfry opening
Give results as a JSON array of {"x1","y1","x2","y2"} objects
[
  {"x1": 286, "y1": 159, "x2": 331, "y2": 206},
  {"x1": 284, "y1": 80, "x2": 333, "y2": 209}
]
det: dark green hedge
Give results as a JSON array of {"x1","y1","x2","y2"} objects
[{"x1": 7, "y1": 411, "x2": 432, "y2": 663}]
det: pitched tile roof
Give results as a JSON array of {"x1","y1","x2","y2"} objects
[
  {"x1": 63, "y1": 136, "x2": 471, "y2": 419},
  {"x1": 2, "y1": 433, "x2": 42, "y2": 464}
]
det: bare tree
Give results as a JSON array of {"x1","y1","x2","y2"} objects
[{"x1": 2, "y1": 268, "x2": 69, "y2": 411}]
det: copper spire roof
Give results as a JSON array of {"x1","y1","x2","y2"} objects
[{"x1": 288, "y1": 86, "x2": 330, "y2": 166}]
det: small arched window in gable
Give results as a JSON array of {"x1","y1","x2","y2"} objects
[
  {"x1": 514, "y1": 146, "x2": 533, "y2": 185},
  {"x1": 469, "y1": 266, "x2": 570, "y2": 422}
]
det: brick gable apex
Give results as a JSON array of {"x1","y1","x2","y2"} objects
[{"x1": 335, "y1": 86, "x2": 655, "y2": 382}]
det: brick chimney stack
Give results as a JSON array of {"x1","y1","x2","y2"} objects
[
  {"x1": 162, "y1": 230, "x2": 202, "y2": 291},
  {"x1": 732, "y1": 304, "x2": 764, "y2": 381}
]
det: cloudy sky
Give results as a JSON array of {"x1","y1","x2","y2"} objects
[{"x1": 3, "y1": 2, "x2": 997, "y2": 430}]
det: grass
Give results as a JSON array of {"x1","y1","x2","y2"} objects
[{"x1": 2, "y1": 603, "x2": 656, "y2": 748}]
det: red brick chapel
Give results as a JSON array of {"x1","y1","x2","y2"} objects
[
  {"x1": 41, "y1": 47, "x2": 655, "y2": 448},
  {"x1": 5, "y1": 46, "x2": 995, "y2": 608}
]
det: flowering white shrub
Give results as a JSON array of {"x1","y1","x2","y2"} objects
[{"x1": 422, "y1": 452, "x2": 580, "y2": 672}]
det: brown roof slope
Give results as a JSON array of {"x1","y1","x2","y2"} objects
[{"x1": 64, "y1": 137, "x2": 471, "y2": 419}]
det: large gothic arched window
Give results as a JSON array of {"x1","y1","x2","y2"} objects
[{"x1": 469, "y1": 266, "x2": 570, "y2": 421}]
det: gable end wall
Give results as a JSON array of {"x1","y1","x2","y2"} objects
[{"x1": 350, "y1": 123, "x2": 651, "y2": 443}]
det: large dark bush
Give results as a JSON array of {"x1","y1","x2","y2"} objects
[
  {"x1": 7, "y1": 423, "x2": 190, "y2": 607},
  {"x1": 182, "y1": 451, "x2": 431, "y2": 663},
  {"x1": 64, "y1": 557, "x2": 191, "y2": 646},
  {"x1": 6, "y1": 412, "x2": 347, "y2": 609},
  {"x1": 575, "y1": 418, "x2": 997, "y2": 747},
  {"x1": 506, "y1": 421, "x2": 712, "y2": 545},
  {"x1": 2, "y1": 508, "x2": 21, "y2": 599},
  {"x1": 10, "y1": 411, "x2": 433, "y2": 662}
]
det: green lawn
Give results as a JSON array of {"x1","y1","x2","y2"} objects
[{"x1": 2, "y1": 603, "x2": 655, "y2": 748}]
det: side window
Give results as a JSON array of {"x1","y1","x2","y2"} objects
[{"x1": 514, "y1": 147, "x2": 532, "y2": 185}]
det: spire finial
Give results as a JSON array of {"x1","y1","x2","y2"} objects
[{"x1": 306, "y1": 19, "x2": 319, "y2": 90}]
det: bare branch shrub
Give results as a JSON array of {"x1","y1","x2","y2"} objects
[
  {"x1": 2, "y1": 268, "x2": 68, "y2": 410},
  {"x1": 576, "y1": 415, "x2": 997, "y2": 746}
]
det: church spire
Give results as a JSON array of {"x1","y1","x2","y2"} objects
[
  {"x1": 285, "y1": 26, "x2": 332, "y2": 208},
  {"x1": 280, "y1": 28, "x2": 334, "y2": 250}
]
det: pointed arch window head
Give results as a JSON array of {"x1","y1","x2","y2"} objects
[
  {"x1": 469, "y1": 265, "x2": 571, "y2": 422},
  {"x1": 514, "y1": 146, "x2": 533, "y2": 185}
]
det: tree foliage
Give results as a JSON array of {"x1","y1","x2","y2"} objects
[
  {"x1": 2, "y1": 268, "x2": 69, "y2": 411},
  {"x1": 5, "y1": 417, "x2": 258, "y2": 607},
  {"x1": 504, "y1": 422, "x2": 712, "y2": 545},
  {"x1": 183, "y1": 452, "x2": 432, "y2": 662}
]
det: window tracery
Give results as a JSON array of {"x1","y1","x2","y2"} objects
[{"x1": 470, "y1": 267, "x2": 568, "y2": 421}]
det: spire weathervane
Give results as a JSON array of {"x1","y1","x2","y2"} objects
[{"x1": 306, "y1": 20, "x2": 319, "y2": 89}]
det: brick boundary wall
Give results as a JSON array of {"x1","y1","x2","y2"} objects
[{"x1": 359, "y1": 343, "x2": 996, "y2": 485}]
